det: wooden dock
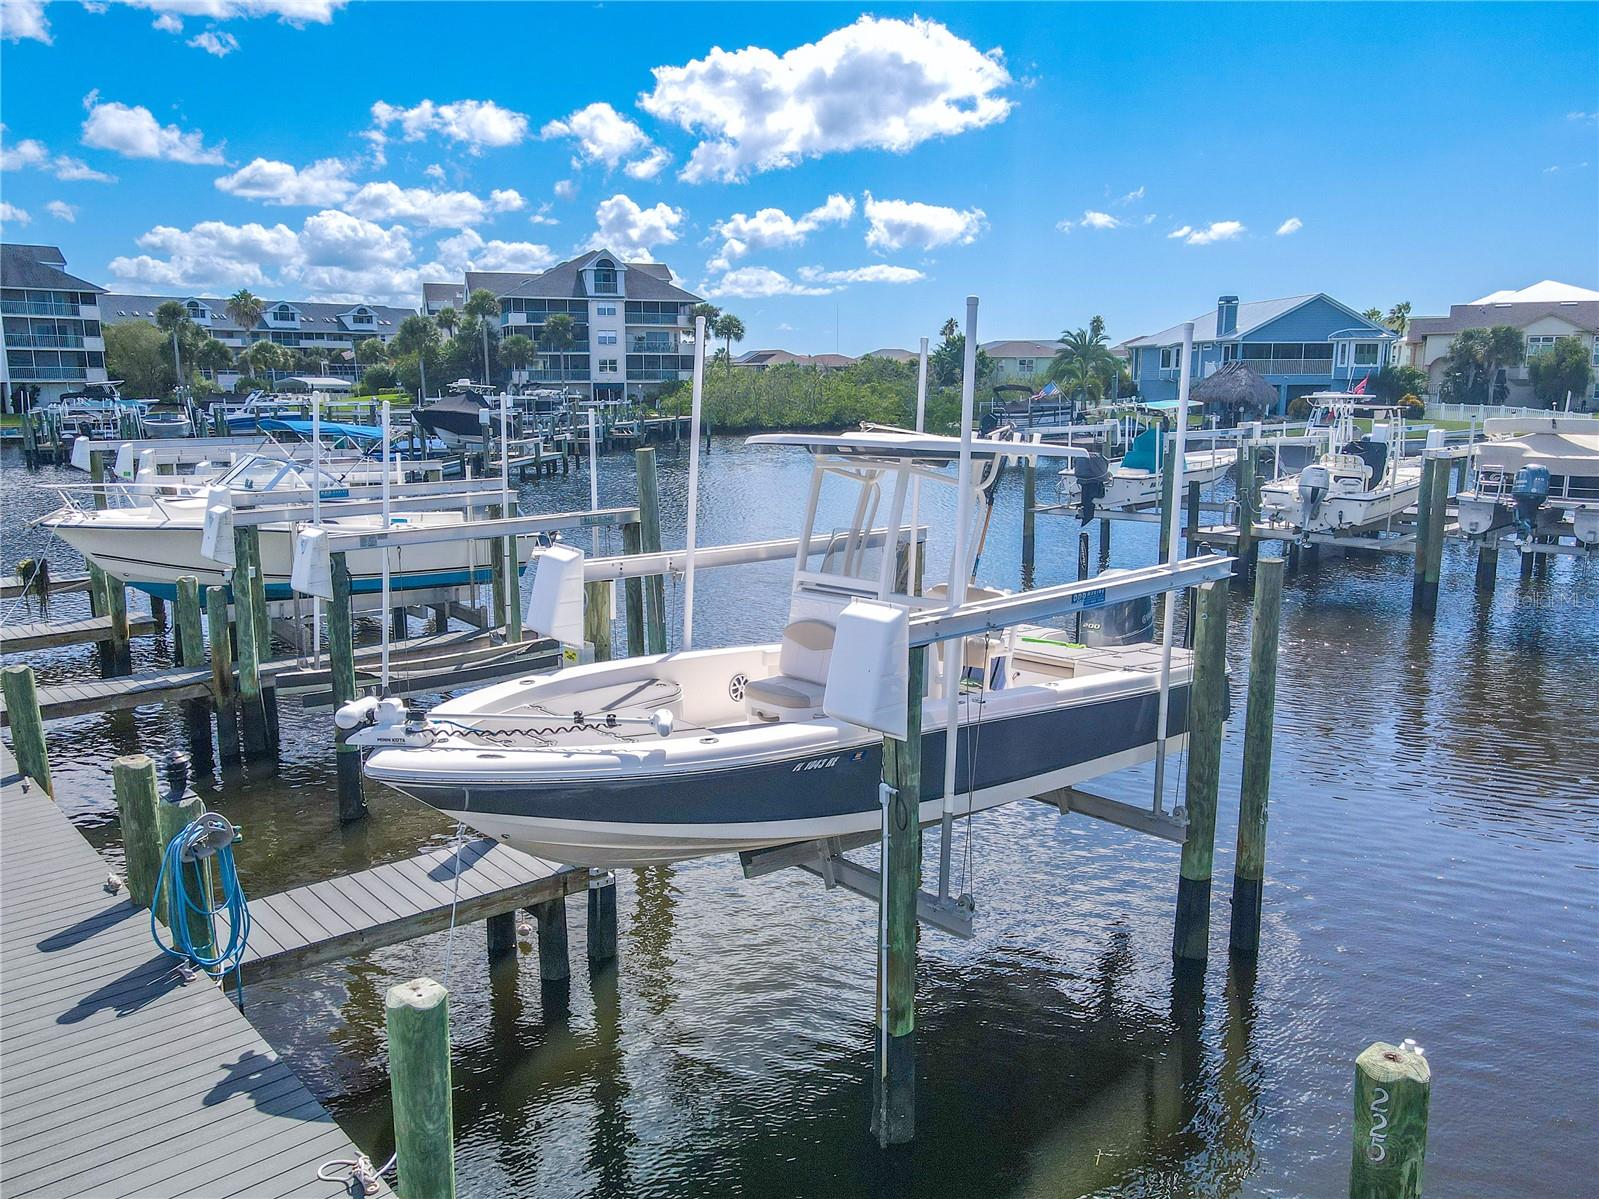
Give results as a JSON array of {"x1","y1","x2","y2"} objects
[
  {"x1": 0, "y1": 749, "x2": 387, "y2": 1199},
  {"x1": 237, "y1": 839, "x2": 584, "y2": 985},
  {"x1": 0, "y1": 573, "x2": 93, "y2": 601},
  {"x1": 2, "y1": 613, "x2": 157, "y2": 653}
]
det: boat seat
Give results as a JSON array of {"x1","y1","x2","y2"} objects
[{"x1": 745, "y1": 618, "x2": 836, "y2": 722}]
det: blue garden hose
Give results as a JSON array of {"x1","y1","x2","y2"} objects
[{"x1": 151, "y1": 811, "x2": 252, "y2": 1005}]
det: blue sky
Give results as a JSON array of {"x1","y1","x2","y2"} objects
[{"x1": 2, "y1": 1, "x2": 1595, "y2": 353}]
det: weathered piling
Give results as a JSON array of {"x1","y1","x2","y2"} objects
[
  {"x1": 1158, "y1": 435, "x2": 1179, "y2": 558},
  {"x1": 1410, "y1": 456, "x2": 1437, "y2": 608},
  {"x1": 1185, "y1": 480, "x2": 1201, "y2": 552},
  {"x1": 1229, "y1": 557, "x2": 1283, "y2": 957},
  {"x1": 584, "y1": 580, "x2": 613, "y2": 661},
  {"x1": 102, "y1": 568, "x2": 132, "y2": 675},
  {"x1": 621, "y1": 522, "x2": 646, "y2": 656},
  {"x1": 175, "y1": 576, "x2": 213, "y2": 762},
  {"x1": 873, "y1": 645, "x2": 926, "y2": 1147},
  {"x1": 1, "y1": 664, "x2": 52, "y2": 794},
  {"x1": 1350, "y1": 1041, "x2": 1431, "y2": 1199},
  {"x1": 86, "y1": 560, "x2": 107, "y2": 617},
  {"x1": 1098, "y1": 518, "x2": 1112, "y2": 568},
  {"x1": 1412, "y1": 457, "x2": 1448, "y2": 616},
  {"x1": 635, "y1": 447, "x2": 667, "y2": 654},
  {"x1": 502, "y1": 533, "x2": 523, "y2": 644},
  {"x1": 1234, "y1": 446, "x2": 1258, "y2": 581},
  {"x1": 1474, "y1": 541, "x2": 1499, "y2": 594},
  {"x1": 114, "y1": 753, "x2": 162, "y2": 909},
  {"x1": 1172, "y1": 579, "x2": 1229, "y2": 964},
  {"x1": 239, "y1": 527, "x2": 271, "y2": 663},
  {"x1": 386, "y1": 977, "x2": 456, "y2": 1199},
  {"x1": 1021, "y1": 457, "x2": 1037, "y2": 584},
  {"x1": 329, "y1": 554, "x2": 365, "y2": 823},
  {"x1": 153, "y1": 757, "x2": 211, "y2": 951},
  {"x1": 230, "y1": 534, "x2": 272, "y2": 760},
  {"x1": 586, "y1": 870, "x2": 618, "y2": 966},
  {"x1": 531, "y1": 897, "x2": 571, "y2": 985},
  {"x1": 486, "y1": 912, "x2": 516, "y2": 961},
  {"x1": 488, "y1": 516, "x2": 508, "y2": 631},
  {"x1": 205, "y1": 585, "x2": 241, "y2": 763}
]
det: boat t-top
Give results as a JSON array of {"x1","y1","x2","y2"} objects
[
  {"x1": 1258, "y1": 396, "x2": 1422, "y2": 534},
  {"x1": 1455, "y1": 413, "x2": 1599, "y2": 546},
  {"x1": 350, "y1": 428, "x2": 1207, "y2": 867}
]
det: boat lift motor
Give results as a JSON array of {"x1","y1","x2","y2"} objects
[{"x1": 1511, "y1": 463, "x2": 1551, "y2": 540}]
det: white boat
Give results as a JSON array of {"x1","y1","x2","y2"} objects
[
  {"x1": 1058, "y1": 425, "x2": 1238, "y2": 517},
  {"x1": 351, "y1": 429, "x2": 1208, "y2": 868},
  {"x1": 1259, "y1": 398, "x2": 1421, "y2": 534},
  {"x1": 1455, "y1": 414, "x2": 1599, "y2": 545},
  {"x1": 38, "y1": 453, "x2": 525, "y2": 602}
]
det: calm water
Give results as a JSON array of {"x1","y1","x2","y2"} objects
[{"x1": 3, "y1": 439, "x2": 1596, "y2": 1197}]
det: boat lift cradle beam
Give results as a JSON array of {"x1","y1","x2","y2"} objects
[
  {"x1": 308, "y1": 506, "x2": 641, "y2": 552},
  {"x1": 741, "y1": 552, "x2": 1235, "y2": 937}
]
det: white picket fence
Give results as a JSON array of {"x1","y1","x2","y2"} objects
[{"x1": 1425, "y1": 401, "x2": 1569, "y2": 422}]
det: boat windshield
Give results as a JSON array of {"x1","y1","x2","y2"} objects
[{"x1": 213, "y1": 455, "x2": 349, "y2": 495}]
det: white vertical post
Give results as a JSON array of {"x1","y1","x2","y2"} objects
[
  {"x1": 906, "y1": 336, "x2": 929, "y2": 592},
  {"x1": 587, "y1": 405, "x2": 600, "y2": 554},
  {"x1": 380, "y1": 398, "x2": 392, "y2": 693},
  {"x1": 310, "y1": 390, "x2": 323, "y2": 666},
  {"x1": 1151, "y1": 320, "x2": 1195, "y2": 812},
  {"x1": 682, "y1": 315, "x2": 707, "y2": 649},
  {"x1": 938, "y1": 297, "x2": 980, "y2": 901}
]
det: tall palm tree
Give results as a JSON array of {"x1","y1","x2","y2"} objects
[
  {"x1": 499, "y1": 334, "x2": 535, "y2": 381},
  {"x1": 434, "y1": 306, "x2": 459, "y2": 338},
  {"x1": 713, "y1": 313, "x2": 745, "y2": 371},
  {"x1": 154, "y1": 300, "x2": 192, "y2": 389},
  {"x1": 1049, "y1": 325, "x2": 1116, "y2": 400},
  {"x1": 225, "y1": 289, "x2": 266, "y2": 340},
  {"x1": 393, "y1": 314, "x2": 440, "y2": 400},
  {"x1": 1361, "y1": 307, "x2": 1383, "y2": 323},
  {"x1": 1385, "y1": 301, "x2": 1411, "y2": 335},
  {"x1": 690, "y1": 302, "x2": 721, "y2": 330},
  {"x1": 463, "y1": 289, "x2": 500, "y2": 383}
]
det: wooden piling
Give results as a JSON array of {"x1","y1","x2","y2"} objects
[
  {"x1": 1412, "y1": 457, "x2": 1448, "y2": 616},
  {"x1": 621, "y1": 522, "x2": 646, "y2": 656},
  {"x1": 488, "y1": 514, "x2": 508, "y2": 631},
  {"x1": 154, "y1": 779, "x2": 210, "y2": 952},
  {"x1": 229, "y1": 535, "x2": 272, "y2": 759},
  {"x1": 239, "y1": 527, "x2": 271, "y2": 663},
  {"x1": 86, "y1": 561, "x2": 107, "y2": 618},
  {"x1": 584, "y1": 580, "x2": 613, "y2": 662},
  {"x1": 385, "y1": 977, "x2": 456, "y2": 1199},
  {"x1": 330, "y1": 554, "x2": 365, "y2": 823},
  {"x1": 1410, "y1": 456, "x2": 1436, "y2": 607},
  {"x1": 205, "y1": 585, "x2": 241, "y2": 763},
  {"x1": 1172, "y1": 580, "x2": 1228, "y2": 964},
  {"x1": 1, "y1": 665, "x2": 52, "y2": 794},
  {"x1": 1229, "y1": 557, "x2": 1283, "y2": 957},
  {"x1": 1350, "y1": 1042, "x2": 1431, "y2": 1199},
  {"x1": 873, "y1": 645, "x2": 925, "y2": 1148},
  {"x1": 586, "y1": 871, "x2": 617, "y2": 966},
  {"x1": 1186, "y1": 480, "x2": 1201, "y2": 552},
  {"x1": 486, "y1": 912, "x2": 516, "y2": 961},
  {"x1": 175, "y1": 576, "x2": 213, "y2": 761},
  {"x1": 1474, "y1": 541, "x2": 1499, "y2": 594},
  {"x1": 1159, "y1": 433, "x2": 1179, "y2": 559},
  {"x1": 103, "y1": 569, "x2": 132, "y2": 675},
  {"x1": 113, "y1": 754, "x2": 162, "y2": 909},
  {"x1": 502, "y1": 534, "x2": 523, "y2": 644},
  {"x1": 635, "y1": 447, "x2": 667, "y2": 654},
  {"x1": 1098, "y1": 517, "x2": 1112, "y2": 569},
  {"x1": 532, "y1": 897, "x2": 571, "y2": 982},
  {"x1": 1021, "y1": 458, "x2": 1036, "y2": 584}
]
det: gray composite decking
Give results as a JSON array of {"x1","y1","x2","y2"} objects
[
  {"x1": 1, "y1": 614, "x2": 157, "y2": 653},
  {"x1": 0, "y1": 748, "x2": 388, "y2": 1198}
]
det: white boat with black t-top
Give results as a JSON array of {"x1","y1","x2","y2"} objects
[
  {"x1": 351, "y1": 428, "x2": 1217, "y2": 867},
  {"x1": 1259, "y1": 397, "x2": 1422, "y2": 534}
]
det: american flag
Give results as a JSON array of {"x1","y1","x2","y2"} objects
[{"x1": 1352, "y1": 374, "x2": 1369, "y2": 395}]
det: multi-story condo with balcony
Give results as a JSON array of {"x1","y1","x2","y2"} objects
[
  {"x1": 1122, "y1": 293, "x2": 1395, "y2": 413},
  {"x1": 433, "y1": 249, "x2": 701, "y2": 402},
  {"x1": 2, "y1": 242, "x2": 109, "y2": 409},
  {"x1": 99, "y1": 293, "x2": 415, "y2": 384}
]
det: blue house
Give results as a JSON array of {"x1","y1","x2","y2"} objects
[{"x1": 1122, "y1": 294, "x2": 1396, "y2": 413}]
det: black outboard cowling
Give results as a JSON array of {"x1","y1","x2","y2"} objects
[
  {"x1": 1512, "y1": 464, "x2": 1551, "y2": 538},
  {"x1": 1079, "y1": 574, "x2": 1155, "y2": 647},
  {"x1": 1074, "y1": 452, "x2": 1111, "y2": 520}
]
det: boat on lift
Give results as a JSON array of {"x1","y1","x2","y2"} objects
[
  {"x1": 351, "y1": 429, "x2": 1210, "y2": 868},
  {"x1": 1058, "y1": 420, "x2": 1238, "y2": 518},
  {"x1": 1258, "y1": 397, "x2": 1421, "y2": 534},
  {"x1": 1455, "y1": 414, "x2": 1599, "y2": 546},
  {"x1": 37, "y1": 452, "x2": 522, "y2": 600},
  {"x1": 413, "y1": 380, "x2": 501, "y2": 451}
]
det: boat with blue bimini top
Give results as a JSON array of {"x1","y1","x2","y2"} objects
[{"x1": 350, "y1": 428, "x2": 1215, "y2": 867}]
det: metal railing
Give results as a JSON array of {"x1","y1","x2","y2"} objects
[
  {"x1": 4, "y1": 365, "x2": 91, "y2": 380},
  {"x1": 0, "y1": 301, "x2": 85, "y2": 317},
  {"x1": 4, "y1": 334, "x2": 87, "y2": 348}
]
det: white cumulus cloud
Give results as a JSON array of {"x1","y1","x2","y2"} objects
[
  {"x1": 797, "y1": 264, "x2": 924, "y2": 285},
  {"x1": 553, "y1": 179, "x2": 576, "y2": 200},
  {"x1": 45, "y1": 199, "x2": 77, "y2": 221},
  {"x1": 541, "y1": 102, "x2": 668, "y2": 179},
  {"x1": 369, "y1": 98, "x2": 529, "y2": 151},
  {"x1": 343, "y1": 181, "x2": 511, "y2": 229},
  {"x1": 7, "y1": 0, "x2": 347, "y2": 45},
  {"x1": 863, "y1": 192, "x2": 986, "y2": 252},
  {"x1": 80, "y1": 92, "x2": 224, "y2": 164},
  {"x1": 705, "y1": 266, "x2": 831, "y2": 298},
  {"x1": 0, "y1": 127, "x2": 116, "y2": 181},
  {"x1": 432, "y1": 229, "x2": 556, "y2": 275},
  {"x1": 1180, "y1": 220, "x2": 1246, "y2": 245},
  {"x1": 488, "y1": 188, "x2": 524, "y2": 213},
  {"x1": 1276, "y1": 216, "x2": 1303, "y2": 236},
  {"x1": 707, "y1": 193, "x2": 854, "y2": 270},
  {"x1": 1, "y1": 200, "x2": 31, "y2": 225},
  {"x1": 1059, "y1": 209, "x2": 1121, "y2": 233},
  {"x1": 187, "y1": 29, "x2": 238, "y2": 55},
  {"x1": 214, "y1": 156, "x2": 354, "y2": 205},
  {"x1": 589, "y1": 193, "x2": 684, "y2": 259},
  {"x1": 151, "y1": 12, "x2": 181, "y2": 32},
  {"x1": 642, "y1": 16, "x2": 1013, "y2": 183}
]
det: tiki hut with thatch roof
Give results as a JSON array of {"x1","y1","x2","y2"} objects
[{"x1": 1191, "y1": 362, "x2": 1277, "y2": 425}]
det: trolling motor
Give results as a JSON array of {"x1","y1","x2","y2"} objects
[
  {"x1": 1511, "y1": 463, "x2": 1551, "y2": 540},
  {"x1": 1073, "y1": 452, "x2": 1110, "y2": 521},
  {"x1": 337, "y1": 695, "x2": 431, "y2": 748}
]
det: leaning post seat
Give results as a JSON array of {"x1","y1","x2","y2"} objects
[{"x1": 744, "y1": 618, "x2": 837, "y2": 721}]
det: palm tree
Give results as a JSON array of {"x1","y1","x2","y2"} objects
[
  {"x1": 463, "y1": 288, "x2": 500, "y2": 384},
  {"x1": 240, "y1": 339, "x2": 291, "y2": 380},
  {"x1": 194, "y1": 337, "x2": 233, "y2": 379},
  {"x1": 1362, "y1": 307, "x2": 1383, "y2": 323},
  {"x1": 225, "y1": 289, "x2": 266, "y2": 340},
  {"x1": 499, "y1": 334, "x2": 535, "y2": 382},
  {"x1": 690, "y1": 302, "x2": 721, "y2": 330},
  {"x1": 1054, "y1": 359, "x2": 1105, "y2": 404},
  {"x1": 538, "y1": 313, "x2": 575, "y2": 380},
  {"x1": 434, "y1": 306, "x2": 458, "y2": 338},
  {"x1": 1385, "y1": 301, "x2": 1411, "y2": 336},
  {"x1": 154, "y1": 300, "x2": 192, "y2": 387},
  {"x1": 1049, "y1": 325, "x2": 1116, "y2": 400},
  {"x1": 713, "y1": 313, "x2": 745, "y2": 371},
  {"x1": 393, "y1": 314, "x2": 440, "y2": 400}
]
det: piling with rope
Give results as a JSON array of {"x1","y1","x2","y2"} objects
[
  {"x1": 205, "y1": 585, "x2": 241, "y2": 763},
  {"x1": 153, "y1": 754, "x2": 212, "y2": 955},
  {"x1": 1350, "y1": 1040, "x2": 1430, "y2": 1198},
  {"x1": 1172, "y1": 579, "x2": 1229, "y2": 965},
  {"x1": 1229, "y1": 556, "x2": 1283, "y2": 957},
  {"x1": 385, "y1": 977, "x2": 456, "y2": 1199},
  {"x1": 1, "y1": 664, "x2": 51, "y2": 794}
]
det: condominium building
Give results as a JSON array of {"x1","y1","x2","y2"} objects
[
  {"x1": 430, "y1": 249, "x2": 701, "y2": 401},
  {"x1": 1, "y1": 242, "x2": 109, "y2": 408},
  {"x1": 99, "y1": 293, "x2": 415, "y2": 383}
]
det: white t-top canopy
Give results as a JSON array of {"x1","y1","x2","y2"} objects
[{"x1": 747, "y1": 429, "x2": 1043, "y2": 462}]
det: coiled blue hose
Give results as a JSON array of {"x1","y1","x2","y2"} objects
[{"x1": 151, "y1": 815, "x2": 251, "y2": 1005}]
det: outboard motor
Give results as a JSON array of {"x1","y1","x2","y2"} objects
[
  {"x1": 1073, "y1": 452, "x2": 1111, "y2": 520},
  {"x1": 1079, "y1": 572, "x2": 1155, "y2": 647},
  {"x1": 1297, "y1": 463, "x2": 1332, "y2": 528},
  {"x1": 1511, "y1": 464, "x2": 1551, "y2": 539}
]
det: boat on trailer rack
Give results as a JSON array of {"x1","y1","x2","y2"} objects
[{"x1": 350, "y1": 428, "x2": 1231, "y2": 867}]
